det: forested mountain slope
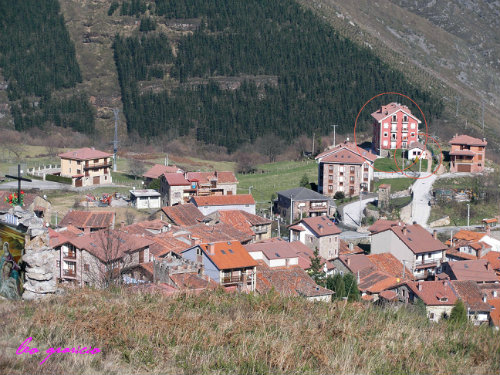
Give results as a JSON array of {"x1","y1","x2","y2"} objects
[{"x1": 0, "y1": 0, "x2": 94, "y2": 134}]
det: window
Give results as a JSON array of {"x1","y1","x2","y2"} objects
[
  {"x1": 77, "y1": 161, "x2": 81, "y2": 165},
  {"x1": 383, "y1": 132, "x2": 388, "y2": 137},
  {"x1": 328, "y1": 165, "x2": 334, "y2": 172},
  {"x1": 392, "y1": 115, "x2": 397, "y2": 122},
  {"x1": 94, "y1": 159, "x2": 99, "y2": 163},
  {"x1": 411, "y1": 123, "x2": 416, "y2": 129},
  {"x1": 478, "y1": 154, "x2": 483, "y2": 160},
  {"x1": 69, "y1": 168, "x2": 71, "y2": 173},
  {"x1": 403, "y1": 115, "x2": 408, "y2": 122},
  {"x1": 383, "y1": 140, "x2": 388, "y2": 147},
  {"x1": 391, "y1": 133, "x2": 397, "y2": 140},
  {"x1": 328, "y1": 185, "x2": 333, "y2": 191},
  {"x1": 429, "y1": 312, "x2": 435, "y2": 320},
  {"x1": 383, "y1": 123, "x2": 388, "y2": 128},
  {"x1": 56, "y1": 260, "x2": 60, "y2": 268},
  {"x1": 139, "y1": 250, "x2": 144, "y2": 263},
  {"x1": 339, "y1": 182, "x2": 343, "y2": 186},
  {"x1": 350, "y1": 166, "x2": 355, "y2": 173},
  {"x1": 328, "y1": 175, "x2": 334, "y2": 182},
  {"x1": 350, "y1": 176, "x2": 355, "y2": 183},
  {"x1": 84, "y1": 264, "x2": 89, "y2": 271},
  {"x1": 410, "y1": 132, "x2": 415, "y2": 137}
]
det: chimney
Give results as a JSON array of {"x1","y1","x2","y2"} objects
[
  {"x1": 482, "y1": 295, "x2": 487, "y2": 303},
  {"x1": 433, "y1": 230, "x2": 438, "y2": 240},
  {"x1": 493, "y1": 290, "x2": 498, "y2": 298},
  {"x1": 346, "y1": 257, "x2": 351, "y2": 266},
  {"x1": 402, "y1": 226, "x2": 408, "y2": 236},
  {"x1": 486, "y1": 262, "x2": 491, "y2": 271},
  {"x1": 486, "y1": 225, "x2": 491, "y2": 236},
  {"x1": 120, "y1": 221, "x2": 125, "y2": 229},
  {"x1": 208, "y1": 243, "x2": 215, "y2": 255},
  {"x1": 191, "y1": 236, "x2": 201, "y2": 246},
  {"x1": 417, "y1": 281, "x2": 422, "y2": 291},
  {"x1": 348, "y1": 242, "x2": 354, "y2": 251}
]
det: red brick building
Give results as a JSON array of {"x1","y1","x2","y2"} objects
[
  {"x1": 315, "y1": 141, "x2": 377, "y2": 197},
  {"x1": 371, "y1": 103, "x2": 421, "y2": 156},
  {"x1": 449, "y1": 134, "x2": 487, "y2": 173}
]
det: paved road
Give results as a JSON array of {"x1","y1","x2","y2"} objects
[
  {"x1": 0, "y1": 180, "x2": 69, "y2": 191},
  {"x1": 342, "y1": 196, "x2": 376, "y2": 227},
  {"x1": 410, "y1": 172, "x2": 437, "y2": 227}
]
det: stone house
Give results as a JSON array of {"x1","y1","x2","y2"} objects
[
  {"x1": 274, "y1": 187, "x2": 336, "y2": 223},
  {"x1": 205, "y1": 210, "x2": 272, "y2": 242},
  {"x1": 58, "y1": 147, "x2": 113, "y2": 187},
  {"x1": 315, "y1": 141, "x2": 377, "y2": 197},
  {"x1": 449, "y1": 134, "x2": 487, "y2": 173},
  {"x1": 142, "y1": 164, "x2": 183, "y2": 186},
  {"x1": 370, "y1": 223, "x2": 447, "y2": 280},
  {"x1": 288, "y1": 216, "x2": 341, "y2": 260},
  {"x1": 58, "y1": 210, "x2": 115, "y2": 233}
]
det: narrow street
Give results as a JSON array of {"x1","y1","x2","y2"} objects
[{"x1": 410, "y1": 172, "x2": 437, "y2": 227}]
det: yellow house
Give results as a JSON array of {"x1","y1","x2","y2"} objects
[{"x1": 59, "y1": 148, "x2": 113, "y2": 187}]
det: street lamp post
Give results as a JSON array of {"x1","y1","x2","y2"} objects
[{"x1": 467, "y1": 203, "x2": 470, "y2": 227}]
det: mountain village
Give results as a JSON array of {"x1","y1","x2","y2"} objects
[{"x1": 1, "y1": 102, "x2": 499, "y2": 330}]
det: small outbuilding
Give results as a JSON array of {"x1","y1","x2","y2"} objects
[{"x1": 130, "y1": 189, "x2": 162, "y2": 209}]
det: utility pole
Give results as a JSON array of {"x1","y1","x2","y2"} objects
[
  {"x1": 331, "y1": 124, "x2": 338, "y2": 147},
  {"x1": 467, "y1": 203, "x2": 470, "y2": 227},
  {"x1": 290, "y1": 195, "x2": 293, "y2": 224},
  {"x1": 112, "y1": 108, "x2": 119, "y2": 172},
  {"x1": 311, "y1": 133, "x2": 315, "y2": 156},
  {"x1": 276, "y1": 218, "x2": 281, "y2": 238},
  {"x1": 358, "y1": 188, "x2": 363, "y2": 227}
]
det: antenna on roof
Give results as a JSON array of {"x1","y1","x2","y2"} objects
[{"x1": 112, "y1": 108, "x2": 120, "y2": 172}]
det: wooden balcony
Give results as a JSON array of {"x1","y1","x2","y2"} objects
[
  {"x1": 221, "y1": 274, "x2": 253, "y2": 285},
  {"x1": 84, "y1": 162, "x2": 112, "y2": 170},
  {"x1": 63, "y1": 252, "x2": 76, "y2": 260},
  {"x1": 63, "y1": 269, "x2": 76, "y2": 278}
]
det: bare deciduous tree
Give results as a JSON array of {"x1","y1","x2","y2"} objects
[{"x1": 128, "y1": 158, "x2": 146, "y2": 180}]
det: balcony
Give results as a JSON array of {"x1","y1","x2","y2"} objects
[
  {"x1": 84, "y1": 162, "x2": 112, "y2": 170},
  {"x1": 414, "y1": 258, "x2": 443, "y2": 267},
  {"x1": 254, "y1": 226, "x2": 269, "y2": 234},
  {"x1": 63, "y1": 252, "x2": 76, "y2": 260},
  {"x1": 221, "y1": 274, "x2": 253, "y2": 284},
  {"x1": 63, "y1": 269, "x2": 76, "y2": 278}
]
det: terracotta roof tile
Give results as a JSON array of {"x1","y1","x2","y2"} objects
[
  {"x1": 59, "y1": 210, "x2": 115, "y2": 229},
  {"x1": 216, "y1": 210, "x2": 271, "y2": 237},
  {"x1": 143, "y1": 164, "x2": 182, "y2": 179},
  {"x1": 448, "y1": 260, "x2": 498, "y2": 282},
  {"x1": 58, "y1": 147, "x2": 112, "y2": 160},
  {"x1": 198, "y1": 241, "x2": 257, "y2": 270},
  {"x1": 368, "y1": 219, "x2": 401, "y2": 233},
  {"x1": 339, "y1": 240, "x2": 364, "y2": 255},
  {"x1": 299, "y1": 216, "x2": 341, "y2": 237},
  {"x1": 163, "y1": 173, "x2": 190, "y2": 186},
  {"x1": 181, "y1": 223, "x2": 252, "y2": 244},
  {"x1": 192, "y1": 194, "x2": 255, "y2": 207},
  {"x1": 488, "y1": 298, "x2": 500, "y2": 327},
  {"x1": 377, "y1": 224, "x2": 447, "y2": 254},
  {"x1": 162, "y1": 203, "x2": 205, "y2": 226},
  {"x1": 316, "y1": 141, "x2": 377, "y2": 163},
  {"x1": 449, "y1": 134, "x2": 487, "y2": 146},
  {"x1": 450, "y1": 280, "x2": 491, "y2": 311},
  {"x1": 370, "y1": 102, "x2": 420, "y2": 123},
  {"x1": 185, "y1": 171, "x2": 237, "y2": 184},
  {"x1": 367, "y1": 253, "x2": 414, "y2": 280},
  {"x1": 170, "y1": 273, "x2": 217, "y2": 290},
  {"x1": 481, "y1": 252, "x2": 500, "y2": 270},
  {"x1": 406, "y1": 280, "x2": 458, "y2": 306}
]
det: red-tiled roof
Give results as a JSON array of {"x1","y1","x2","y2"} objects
[
  {"x1": 448, "y1": 260, "x2": 498, "y2": 282},
  {"x1": 449, "y1": 135, "x2": 487, "y2": 146},
  {"x1": 406, "y1": 280, "x2": 457, "y2": 306},
  {"x1": 300, "y1": 216, "x2": 341, "y2": 237},
  {"x1": 163, "y1": 173, "x2": 190, "y2": 186},
  {"x1": 170, "y1": 273, "x2": 218, "y2": 290},
  {"x1": 358, "y1": 272, "x2": 399, "y2": 294},
  {"x1": 185, "y1": 171, "x2": 238, "y2": 185},
  {"x1": 59, "y1": 210, "x2": 115, "y2": 229},
  {"x1": 316, "y1": 141, "x2": 377, "y2": 163},
  {"x1": 191, "y1": 194, "x2": 255, "y2": 207},
  {"x1": 376, "y1": 224, "x2": 447, "y2": 255},
  {"x1": 217, "y1": 210, "x2": 271, "y2": 237},
  {"x1": 481, "y1": 251, "x2": 500, "y2": 270},
  {"x1": 150, "y1": 232, "x2": 191, "y2": 257},
  {"x1": 143, "y1": 164, "x2": 182, "y2": 179},
  {"x1": 198, "y1": 241, "x2": 257, "y2": 270},
  {"x1": 339, "y1": 240, "x2": 364, "y2": 255},
  {"x1": 70, "y1": 229, "x2": 153, "y2": 263},
  {"x1": 162, "y1": 203, "x2": 205, "y2": 226},
  {"x1": 367, "y1": 219, "x2": 401, "y2": 233},
  {"x1": 371, "y1": 102, "x2": 420, "y2": 123},
  {"x1": 408, "y1": 141, "x2": 426, "y2": 150},
  {"x1": 446, "y1": 248, "x2": 478, "y2": 261},
  {"x1": 245, "y1": 240, "x2": 299, "y2": 260},
  {"x1": 182, "y1": 223, "x2": 253, "y2": 244},
  {"x1": 256, "y1": 262, "x2": 334, "y2": 298},
  {"x1": 367, "y1": 253, "x2": 414, "y2": 280},
  {"x1": 488, "y1": 298, "x2": 500, "y2": 327},
  {"x1": 379, "y1": 290, "x2": 398, "y2": 301},
  {"x1": 450, "y1": 280, "x2": 491, "y2": 311},
  {"x1": 452, "y1": 230, "x2": 486, "y2": 242},
  {"x1": 58, "y1": 147, "x2": 112, "y2": 160}
]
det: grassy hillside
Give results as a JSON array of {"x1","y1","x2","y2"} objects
[{"x1": 1, "y1": 288, "x2": 499, "y2": 374}]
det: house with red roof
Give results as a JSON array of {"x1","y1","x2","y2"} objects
[
  {"x1": 160, "y1": 171, "x2": 238, "y2": 206},
  {"x1": 142, "y1": 164, "x2": 183, "y2": 185},
  {"x1": 181, "y1": 241, "x2": 258, "y2": 291},
  {"x1": 58, "y1": 147, "x2": 113, "y2": 187},
  {"x1": 407, "y1": 141, "x2": 431, "y2": 161},
  {"x1": 289, "y1": 216, "x2": 341, "y2": 260},
  {"x1": 315, "y1": 140, "x2": 377, "y2": 197},
  {"x1": 371, "y1": 223, "x2": 447, "y2": 280},
  {"x1": 371, "y1": 102, "x2": 421, "y2": 156},
  {"x1": 449, "y1": 134, "x2": 487, "y2": 173},
  {"x1": 161, "y1": 203, "x2": 206, "y2": 226},
  {"x1": 190, "y1": 194, "x2": 255, "y2": 215},
  {"x1": 50, "y1": 228, "x2": 153, "y2": 287},
  {"x1": 206, "y1": 210, "x2": 272, "y2": 242},
  {"x1": 440, "y1": 259, "x2": 498, "y2": 283}
]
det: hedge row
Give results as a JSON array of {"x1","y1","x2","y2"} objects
[{"x1": 46, "y1": 174, "x2": 72, "y2": 184}]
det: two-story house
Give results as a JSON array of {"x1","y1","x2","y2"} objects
[
  {"x1": 449, "y1": 134, "x2": 487, "y2": 173},
  {"x1": 370, "y1": 223, "x2": 447, "y2": 280},
  {"x1": 371, "y1": 103, "x2": 421, "y2": 156},
  {"x1": 205, "y1": 210, "x2": 272, "y2": 242},
  {"x1": 160, "y1": 171, "x2": 238, "y2": 206},
  {"x1": 59, "y1": 147, "x2": 113, "y2": 187},
  {"x1": 142, "y1": 164, "x2": 183, "y2": 186},
  {"x1": 58, "y1": 210, "x2": 115, "y2": 233},
  {"x1": 315, "y1": 141, "x2": 377, "y2": 197},
  {"x1": 288, "y1": 216, "x2": 341, "y2": 260},
  {"x1": 181, "y1": 241, "x2": 257, "y2": 291},
  {"x1": 274, "y1": 187, "x2": 336, "y2": 223},
  {"x1": 190, "y1": 194, "x2": 256, "y2": 216}
]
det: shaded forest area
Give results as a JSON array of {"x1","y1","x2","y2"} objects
[
  {"x1": 113, "y1": 0, "x2": 444, "y2": 152},
  {"x1": 0, "y1": 0, "x2": 94, "y2": 134}
]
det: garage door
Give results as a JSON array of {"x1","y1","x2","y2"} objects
[
  {"x1": 457, "y1": 164, "x2": 471, "y2": 172},
  {"x1": 75, "y1": 178, "x2": 82, "y2": 187},
  {"x1": 93, "y1": 176, "x2": 100, "y2": 185}
]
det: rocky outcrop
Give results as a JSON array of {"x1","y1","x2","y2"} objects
[{"x1": 0, "y1": 206, "x2": 58, "y2": 300}]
